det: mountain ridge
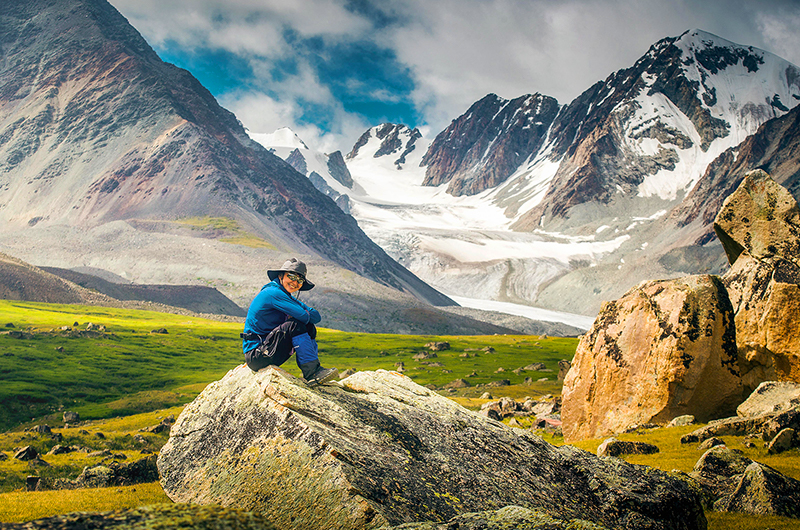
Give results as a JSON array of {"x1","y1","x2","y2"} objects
[{"x1": 0, "y1": 0, "x2": 456, "y2": 318}]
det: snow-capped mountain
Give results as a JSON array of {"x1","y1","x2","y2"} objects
[{"x1": 258, "y1": 29, "x2": 800, "y2": 320}]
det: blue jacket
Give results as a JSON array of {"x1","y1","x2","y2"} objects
[{"x1": 242, "y1": 279, "x2": 321, "y2": 353}]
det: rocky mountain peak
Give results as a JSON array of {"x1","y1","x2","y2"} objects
[
  {"x1": 421, "y1": 92, "x2": 560, "y2": 196},
  {"x1": 347, "y1": 123, "x2": 422, "y2": 169}
]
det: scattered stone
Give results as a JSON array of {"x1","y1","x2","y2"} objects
[
  {"x1": 481, "y1": 346, "x2": 496, "y2": 354},
  {"x1": 698, "y1": 437, "x2": 726, "y2": 451},
  {"x1": 668, "y1": 415, "x2": 696, "y2": 428},
  {"x1": 47, "y1": 445, "x2": 73, "y2": 456},
  {"x1": 427, "y1": 362, "x2": 444, "y2": 368},
  {"x1": 425, "y1": 341, "x2": 450, "y2": 351},
  {"x1": 480, "y1": 392, "x2": 493, "y2": 400},
  {"x1": 537, "y1": 377, "x2": 549, "y2": 382},
  {"x1": 133, "y1": 434, "x2": 148, "y2": 445},
  {"x1": 94, "y1": 432, "x2": 106, "y2": 439},
  {"x1": 56, "y1": 456, "x2": 158, "y2": 489},
  {"x1": 597, "y1": 437, "x2": 660, "y2": 457},
  {"x1": 486, "y1": 379, "x2": 510, "y2": 387},
  {"x1": 26, "y1": 476, "x2": 40, "y2": 492},
  {"x1": 736, "y1": 381, "x2": 800, "y2": 418},
  {"x1": 339, "y1": 368, "x2": 356, "y2": 377},
  {"x1": 767, "y1": 428, "x2": 796, "y2": 454},
  {"x1": 459, "y1": 352, "x2": 471, "y2": 358},
  {"x1": 495, "y1": 367, "x2": 505, "y2": 373},
  {"x1": 89, "y1": 450, "x2": 112, "y2": 458},
  {"x1": 467, "y1": 371, "x2": 478, "y2": 377},
  {"x1": 158, "y1": 366, "x2": 705, "y2": 530},
  {"x1": 78, "y1": 429, "x2": 89, "y2": 435},
  {"x1": 0, "y1": 452, "x2": 7, "y2": 461},
  {"x1": 443, "y1": 379, "x2": 470, "y2": 389},
  {"x1": 150, "y1": 328, "x2": 168, "y2": 334},
  {"x1": 523, "y1": 363, "x2": 546, "y2": 371},
  {"x1": 55, "y1": 346, "x2": 64, "y2": 352},
  {"x1": 31, "y1": 425, "x2": 52, "y2": 435},
  {"x1": 394, "y1": 362, "x2": 405, "y2": 373},
  {"x1": 4, "y1": 322, "x2": 14, "y2": 328},
  {"x1": 539, "y1": 335, "x2": 548, "y2": 340},
  {"x1": 14, "y1": 446, "x2": 38, "y2": 461},
  {"x1": 563, "y1": 274, "x2": 742, "y2": 443},
  {"x1": 28, "y1": 457, "x2": 50, "y2": 468},
  {"x1": 412, "y1": 352, "x2": 437, "y2": 361},
  {"x1": 715, "y1": 462, "x2": 800, "y2": 518}
]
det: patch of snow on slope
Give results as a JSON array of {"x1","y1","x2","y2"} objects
[{"x1": 449, "y1": 295, "x2": 595, "y2": 330}]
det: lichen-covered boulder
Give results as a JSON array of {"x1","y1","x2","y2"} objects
[
  {"x1": 715, "y1": 170, "x2": 800, "y2": 387},
  {"x1": 722, "y1": 252, "x2": 800, "y2": 388},
  {"x1": 737, "y1": 381, "x2": 800, "y2": 418},
  {"x1": 715, "y1": 462, "x2": 800, "y2": 518},
  {"x1": 158, "y1": 366, "x2": 705, "y2": 530},
  {"x1": 713, "y1": 169, "x2": 800, "y2": 266},
  {"x1": 379, "y1": 505, "x2": 609, "y2": 530},
  {"x1": 562, "y1": 275, "x2": 742, "y2": 442}
]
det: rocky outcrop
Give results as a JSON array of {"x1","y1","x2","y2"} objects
[
  {"x1": 714, "y1": 169, "x2": 800, "y2": 266},
  {"x1": 716, "y1": 171, "x2": 800, "y2": 388},
  {"x1": 561, "y1": 275, "x2": 741, "y2": 442},
  {"x1": 736, "y1": 381, "x2": 800, "y2": 418},
  {"x1": 380, "y1": 506, "x2": 611, "y2": 530},
  {"x1": 158, "y1": 366, "x2": 705, "y2": 530}
]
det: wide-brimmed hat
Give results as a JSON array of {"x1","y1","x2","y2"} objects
[{"x1": 267, "y1": 258, "x2": 315, "y2": 291}]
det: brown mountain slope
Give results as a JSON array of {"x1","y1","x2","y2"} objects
[{"x1": 0, "y1": 0, "x2": 452, "y2": 307}]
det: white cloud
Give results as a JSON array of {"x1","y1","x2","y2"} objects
[{"x1": 109, "y1": 0, "x2": 800, "y2": 153}]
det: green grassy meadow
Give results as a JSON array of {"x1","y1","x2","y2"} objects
[
  {"x1": 1, "y1": 300, "x2": 799, "y2": 530},
  {"x1": 0, "y1": 300, "x2": 569, "y2": 432}
]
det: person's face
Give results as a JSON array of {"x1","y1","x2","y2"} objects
[{"x1": 280, "y1": 272, "x2": 304, "y2": 293}]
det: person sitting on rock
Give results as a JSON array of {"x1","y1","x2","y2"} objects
[{"x1": 241, "y1": 258, "x2": 338, "y2": 386}]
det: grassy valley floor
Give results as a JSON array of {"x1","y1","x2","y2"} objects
[{"x1": 0, "y1": 301, "x2": 798, "y2": 529}]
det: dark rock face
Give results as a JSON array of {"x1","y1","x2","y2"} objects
[
  {"x1": 0, "y1": 0, "x2": 453, "y2": 308},
  {"x1": 326, "y1": 150, "x2": 354, "y2": 188},
  {"x1": 421, "y1": 93, "x2": 559, "y2": 196},
  {"x1": 158, "y1": 366, "x2": 705, "y2": 530}
]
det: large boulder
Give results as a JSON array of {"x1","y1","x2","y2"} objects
[
  {"x1": 562, "y1": 275, "x2": 742, "y2": 442},
  {"x1": 713, "y1": 169, "x2": 800, "y2": 267},
  {"x1": 158, "y1": 366, "x2": 705, "y2": 530},
  {"x1": 716, "y1": 170, "x2": 800, "y2": 388},
  {"x1": 737, "y1": 381, "x2": 800, "y2": 418},
  {"x1": 722, "y1": 252, "x2": 800, "y2": 388}
]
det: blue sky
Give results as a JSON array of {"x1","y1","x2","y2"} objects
[{"x1": 109, "y1": 0, "x2": 800, "y2": 153}]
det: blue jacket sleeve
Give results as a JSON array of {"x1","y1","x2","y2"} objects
[{"x1": 272, "y1": 290, "x2": 321, "y2": 325}]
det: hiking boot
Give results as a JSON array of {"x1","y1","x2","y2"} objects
[{"x1": 300, "y1": 361, "x2": 339, "y2": 386}]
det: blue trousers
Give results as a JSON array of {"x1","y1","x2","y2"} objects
[{"x1": 244, "y1": 319, "x2": 318, "y2": 371}]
